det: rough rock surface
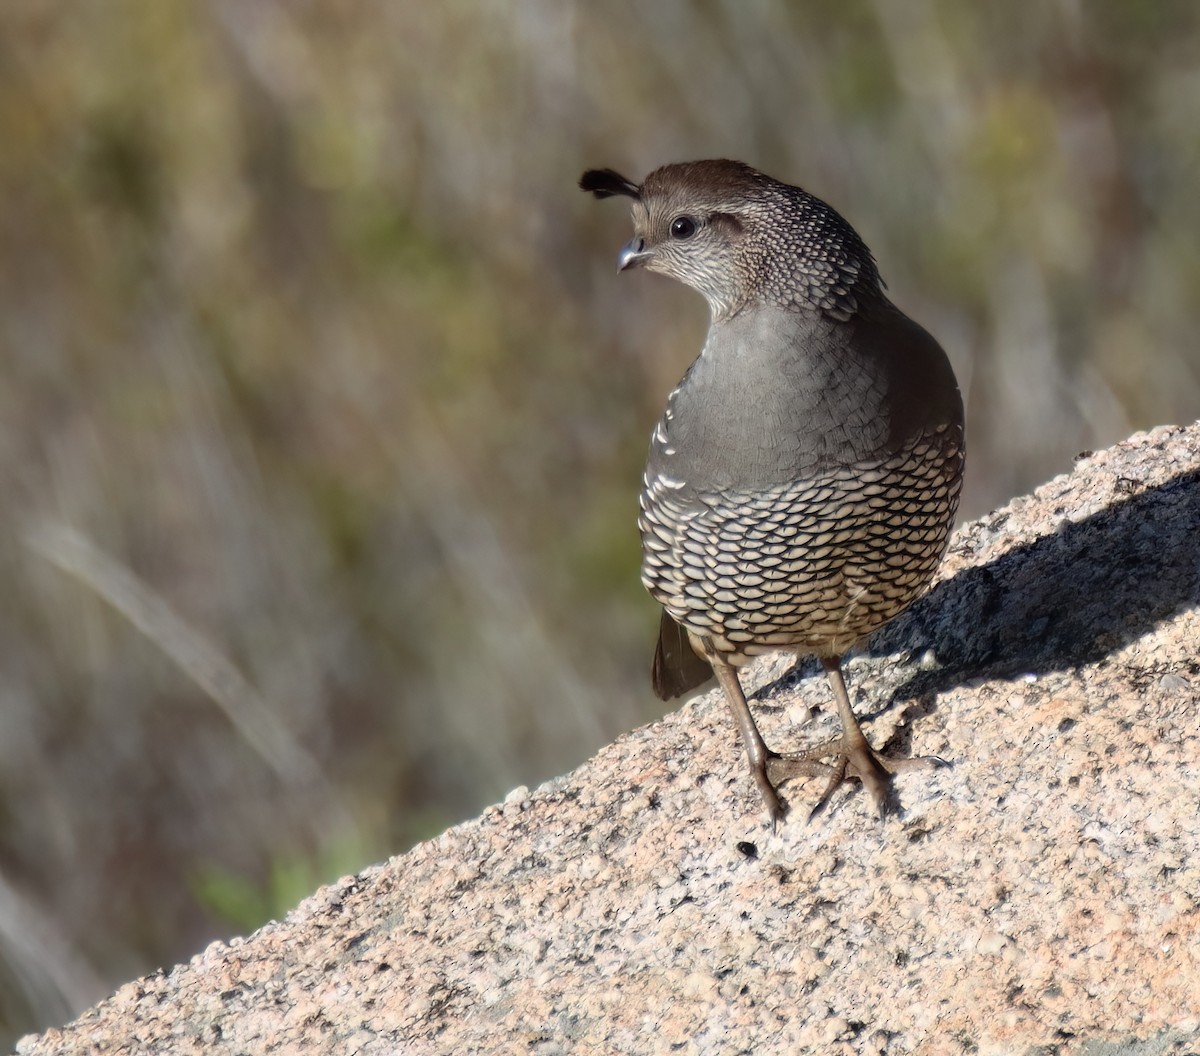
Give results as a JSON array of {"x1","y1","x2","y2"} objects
[{"x1": 17, "y1": 424, "x2": 1200, "y2": 1056}]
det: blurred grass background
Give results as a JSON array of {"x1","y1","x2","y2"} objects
[{"x1": 1, "y1": 0, "x2": 1198, "y2": 1043}]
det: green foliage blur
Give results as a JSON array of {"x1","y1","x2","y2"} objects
[{"x1": 1, "y1": 0, "x2": 1198, "y2": 1044}]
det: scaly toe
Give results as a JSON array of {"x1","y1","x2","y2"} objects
[{"x1": 770, "y1": 737, "x2": 942, "y2": 820}]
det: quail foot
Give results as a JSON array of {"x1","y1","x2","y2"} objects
[{"x1": 581, "y1": 160, "x2": 964, "y2": 824}]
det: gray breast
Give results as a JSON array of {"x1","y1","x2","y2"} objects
[{"x1": 639, "y1": 300, "x2": 965, "y2": 660}]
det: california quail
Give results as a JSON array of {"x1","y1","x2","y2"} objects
[{"x1": 580, "y1": 160, "x2": 964, "y2": 824}]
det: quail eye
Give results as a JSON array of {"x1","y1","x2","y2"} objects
[{"x1": 669, "y1": 215, "x2": 698, "y2": 240}]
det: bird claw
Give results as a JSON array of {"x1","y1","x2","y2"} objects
[
  {"x1": 750, "y1": 751, "x2": 833, "y2": 828},
  {"x1": 760, "y1": 737, "x2": 944, "y2": 821}
]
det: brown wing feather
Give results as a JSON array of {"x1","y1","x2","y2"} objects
[{"x1": 651, "y1": 610, "x2": 714, "y2": 700}]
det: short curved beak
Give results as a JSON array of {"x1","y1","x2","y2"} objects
[{"x1": 617, "y1": 237, "x2": 650, "y2": 273}]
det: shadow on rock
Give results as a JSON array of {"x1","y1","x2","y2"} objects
[{"x1": 870, "y1": 465, "x2": 1200, "y2": 702}]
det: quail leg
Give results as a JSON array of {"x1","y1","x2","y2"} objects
[
  {"x1": 769, "y1": 656, "x2": 939, "y2": 819},
  {"x1": 705, "y1": 644, "x2": 831, "y2": 826}
]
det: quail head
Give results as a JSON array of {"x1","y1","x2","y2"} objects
[{"x1": 580, "y1": 159, "x2": 964, "y2": 824}]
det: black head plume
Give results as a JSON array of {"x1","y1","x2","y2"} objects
[{"x1": 579, "y1": 168, "x2": 641, "y2": 200}]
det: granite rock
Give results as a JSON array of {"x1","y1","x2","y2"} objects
[{"x1": 17, "y1": 424, "x2": 1200, "y2": 1055}]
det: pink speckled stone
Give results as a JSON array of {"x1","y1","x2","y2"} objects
[{"x1": 18, "y1": 424, "x2": 1200, "y2": 1055}]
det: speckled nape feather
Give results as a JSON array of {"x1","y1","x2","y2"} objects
[
  {"x1": 634, "y1": 159, "x2": 883, "y2": 320},
  {"x1": 581, "y1": 159, "x2": 965, "y2": 824}
]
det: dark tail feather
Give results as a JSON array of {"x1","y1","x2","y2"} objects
[{"x1": 651, "y1": 611, "x2": 713, "y2": 700}]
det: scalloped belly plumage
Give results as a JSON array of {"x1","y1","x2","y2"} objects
[{"x1": 639, "y1": 425, "x2": 964, "y2": 660}]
